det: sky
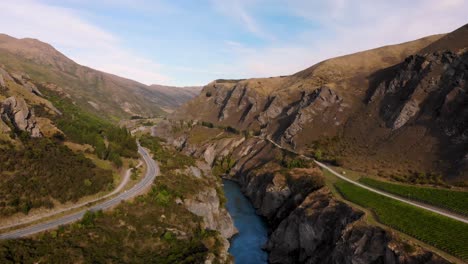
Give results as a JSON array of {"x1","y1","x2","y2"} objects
[{"x1": 0, "y1": 0, "x2": 466, "y2": 86}]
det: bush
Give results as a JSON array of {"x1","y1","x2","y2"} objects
[
  {"x1": 313, "y1": 149, "x2": 323, "y2": 160},
  {"x1": 225, "y1": 126, "x2": 239, "y2": 134},
  {"x1": 201, "y1": 121, "x2": 214, "y2": 128},
  {"x1": 282, "y1": 156, "x2": 310, "y2": 169}
]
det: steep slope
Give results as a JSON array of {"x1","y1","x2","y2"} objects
[
  {"x1": 0, "y1": 34, "x2": 195, "y2": 120},
  {"x1": 173, "y1": 24, "x2": 468, "y2": 182}
]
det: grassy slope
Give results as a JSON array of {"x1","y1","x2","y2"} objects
[
  {"x1": 335, "y1": 180, "x2": 468, "y2": 261},
  {"x1": 359, "y1": 178, "x2": 468, "y2": 216}
]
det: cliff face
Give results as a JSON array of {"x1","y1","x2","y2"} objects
[{"x1": 173, "y1": 24, "x2": 468, "y2": 181}]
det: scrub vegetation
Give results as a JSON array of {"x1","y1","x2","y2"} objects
[{"x1": 0, "y1": 137, "x2": 113, "y2": 216}]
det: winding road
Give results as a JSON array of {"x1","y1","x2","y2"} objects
[
  {"x1": 0, "y1": 143, "x2": 159, "y2": 239},
  {"x1": 264, "y1": 137, "x2": 468, "y2": 224}
]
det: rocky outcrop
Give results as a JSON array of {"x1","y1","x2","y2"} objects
[
  {"x1": 1, "y1": 96, "x2": 42, "y2": 137},
  {"x1": 184, "y1": 187, "x2": 237, "y2": 239},
  {"x1": 281, "y1": 87, "x2": 346, "y2": 147}
]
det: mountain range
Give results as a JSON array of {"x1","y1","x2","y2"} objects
[{"x1": 0, "y1": 34, "x2": 200, "y2": 120}]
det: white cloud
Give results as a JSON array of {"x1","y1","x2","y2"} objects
[
  {"x1": 0, "y1": 0, "x2": 170, "y2": 85},
  {"x1": 211, "y1": 0, "x2": 273, "y2": 40},
  {"x1": 220, "y1": 0, "x2": 468, "y2": 78}
]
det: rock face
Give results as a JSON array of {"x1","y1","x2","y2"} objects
[{"x1": 1, "y1": 96, "x2": 42, "y2": 137}]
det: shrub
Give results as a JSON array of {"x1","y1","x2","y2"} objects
[
  {"x1": 225, "y1": 126, "x2": 239, "y2": 134},
  {"x1": 282, "y1": 156, "x2": 310, "y2": 169},
  {"x1": 313, "y1": 149, "x2": 323, "y2": 160},
  {"x1": 201, "y1": 121, "x2": 214, "y2": 128}
]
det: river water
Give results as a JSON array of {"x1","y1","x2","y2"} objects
[{"x1": 223, "y1": 179, "x2": 268, "y2": 264}]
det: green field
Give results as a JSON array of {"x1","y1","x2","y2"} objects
[
  {"x1": 360, "y1": 178, "x2": 468, "y2": 216},
  {"x1": 335, "y1": 180, "x2": 468, "y2": 261}
]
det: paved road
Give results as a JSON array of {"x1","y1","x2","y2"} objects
[
  {"x1": 263, "y1": 137, "x2": 468, "y2": 224},
  {"x1": 0, "y1": 143, "x2": 159, "y2": 239}
]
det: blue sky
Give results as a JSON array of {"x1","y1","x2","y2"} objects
[{"x1": 0, "y1": 0, "x2": 467, "y2": 86}]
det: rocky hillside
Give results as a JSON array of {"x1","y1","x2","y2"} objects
[
  {"x1": 173, "y1": 24, "x2": 468, "y2": 182},
  {"x1": 0, "y1": 34, "x2": 198, "y2": 120}
]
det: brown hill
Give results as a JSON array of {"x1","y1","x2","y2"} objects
[
  {"x1": 173, "y1": 24, "x2": 468, "y2": 182},
  {"x1": 0, "y1": 34, "x2": 196, "y2": 120}
]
